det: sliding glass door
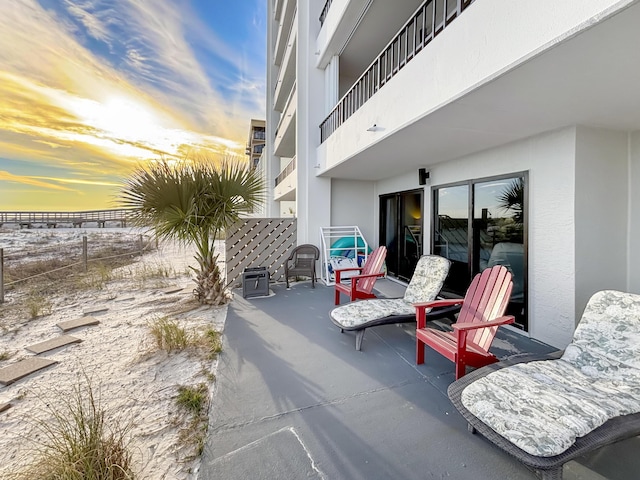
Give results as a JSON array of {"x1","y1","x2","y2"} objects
[
  {"x1": 433, "y1": 184, "x2": 469, "y2": 295},
  {"x1": 433, "y1": 174, "x2": 527, "y2": 330},
  {"x1": 380, "y1": 190, "x2": 423, "y2": 282}
]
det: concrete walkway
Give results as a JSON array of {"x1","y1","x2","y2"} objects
[{"x1": 199, "y1": 280, "x2": 638, "y2": 480}]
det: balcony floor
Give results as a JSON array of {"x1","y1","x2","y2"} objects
[{"x1": 199, "y1": 279, "x2": 638, "y2": 479}]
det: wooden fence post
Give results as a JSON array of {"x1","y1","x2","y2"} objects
[
  {"x1": 0, "y1": 248, "x2": 4, "y2": 304},
  {"x1": 83, "y1": 236, "x2": 88, "y2": 272}
]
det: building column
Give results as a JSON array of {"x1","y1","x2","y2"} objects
[
  {"x1": 325, "y1": 55, "x2": 339, "y2": 116},
  {"x1": 296, "y1": 0, "x2": 332, "y2": 246}
]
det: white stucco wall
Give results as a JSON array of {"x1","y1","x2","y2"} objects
[
  {"x1": 315, "y1": 0, "x2": 370, "y2": 69},
  {"x1": 323, "y1": 0, "x2": 631, "y2": 169},
  {"x1": 327, "y1": 126, "x2": 639, "y2": 348},
  {"x1": 429, "y1": 128, "x2": 577, "y2": 348},
  {"x1": 377, "y1": 171, "x2": 420, "y2": 197},
  {"x1": 330, "y1": 179, "x2": 377, "y2": 245},
  {"x1": 297, "y1": 2, "x2": 332, "y2": 245},
  {"x1": 629, "y1": 131, "x2": 640, "y2": 292},
  {"x1": 574, "y1": 127, "x2": 629, "y2": 318}
]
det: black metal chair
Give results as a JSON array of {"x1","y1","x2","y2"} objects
[{"x1": 284, "y1": 244, "x2": 320, "y2": 288}]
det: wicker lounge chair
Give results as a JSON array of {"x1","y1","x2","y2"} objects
[
  {"x1": 330, "y1": 255, "x2": 458, "y2": 350},
  {"x1": 447, "y1": 290, "x2": 640, "y2": 480}
]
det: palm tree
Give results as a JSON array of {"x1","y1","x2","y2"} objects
[
  {"x1": 497, "y1": 177, "x2": 524, "y2": 223},
  {"x1": 119, "y1": 156, "x2": 265, "y2": 305}
]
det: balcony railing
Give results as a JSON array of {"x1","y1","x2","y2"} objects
[
  {"x1": 274, "y1": 82, "x2": 297, "y2": 142},
  {"x1": 320, "y1": 0, "x2": 474, "y2": 143},
  {"x1": 275, "y1": 157, "x2": 297, "y2": 186},
  {"x1": 319, "y1": 0, "x2": 333, "y2": 26}
]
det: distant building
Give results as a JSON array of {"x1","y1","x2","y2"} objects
[{"x1": 245, "y1": 119, "x2": 266, "y2": 170}]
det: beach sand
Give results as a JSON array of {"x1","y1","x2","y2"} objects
[{"x1": 0, "y1": 227, "x2": 227, "y2": 478}]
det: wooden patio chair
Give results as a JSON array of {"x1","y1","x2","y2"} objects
[
  {"x1": 284, "y1": 244, "x2": 320, "y2": 288},
  {"x1": 334, "y1": 246, "x2": 387, "y2": 305},
  {"x1": 414, "y1": 265, "x2": 514, "y2": 379}
]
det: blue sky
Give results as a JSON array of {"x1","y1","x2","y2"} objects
[{"x1": 0, "y1": 0, "x2": 266, "y2": 210}]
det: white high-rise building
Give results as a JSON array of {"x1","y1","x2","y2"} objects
[{"x1": 266, "y1": 0, "x2": 640, "y2": 348}]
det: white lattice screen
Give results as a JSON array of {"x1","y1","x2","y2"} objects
[{"x1": 225, "y1": 218, "x2": 297, "y2": 286}]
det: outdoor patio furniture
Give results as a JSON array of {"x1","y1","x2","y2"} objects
[
  {"x1": 284, "y1": 244, "x2": 320, "y2": 288},
  {"x1": 415, "y1": 265, "x2": 514, "y2": 379},
  {"x1": 447, "y1": 290, "x2": 640, "y2": 480},
  {"x1": 334, "y1": 245, "x2": 387, "y2": 305},
  {"x1": 330, "y1": 255, "x2": 457, "y2": 350}
]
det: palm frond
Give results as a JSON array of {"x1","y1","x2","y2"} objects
[{"x1": 118, "y1": 155, "x2": 265, "y2": 305}]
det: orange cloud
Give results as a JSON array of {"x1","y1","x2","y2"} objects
[{"x1": 0, "y1": 170, "x2": 74, "y2": 192}]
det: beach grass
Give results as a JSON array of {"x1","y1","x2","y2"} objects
[
  {"x1": 0, "y1": 232, "x2": 223, "y2": 475},
  {"x1": 175, "y1": 383, "x2": 209, "y2": 458},
  {"x1": 11, "y1": 378, "x2": 136, "y2": 480},
  {"x1": 149, "y1": 316, "x2": 190, "y2": 352},
  {"x1": 199, "y1": 327, "x2": 223, "y2": 360},
  {"x1": 24, "y1": 289, "x2": 53, "y2": 319}
]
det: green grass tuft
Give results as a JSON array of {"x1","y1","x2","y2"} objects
[
  {"x1": 149, "y1": 317, "x2": 189, "y2": 352},
  {"x1": 12, "y1": 377, "x2": 135, "y2": 480},
  {"x1": 25, "y1": 290, "x2": 52, "y2": 319},
  {"x1": 175, "y1": 383, "x2": 209, "y2": 458},
  {"x1": 200, "y1": 328, "x2": 223, "y2": 360},
  {"x1": 176, "y1": 383, "x2": 208, "y2": 416}
]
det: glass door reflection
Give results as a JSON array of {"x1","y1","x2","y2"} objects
[{"x1": 433, "y1": 185, "x2": 469, "y2": 295}]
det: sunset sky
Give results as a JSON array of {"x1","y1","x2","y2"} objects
[{"x1": 0, "y1": 0, "x2": 266, "y2": 211}]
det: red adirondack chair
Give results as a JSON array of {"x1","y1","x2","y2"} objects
[
  {"x1": 334, "y1": 246, "x2": 387, "y2": 305},
  {"x1": 414, "y1": 265, "x2": 514, "y2": 379}
]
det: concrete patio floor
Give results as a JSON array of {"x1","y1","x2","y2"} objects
[{"x1": 199, "y1": 279, "x2": 639, "y2": 480}]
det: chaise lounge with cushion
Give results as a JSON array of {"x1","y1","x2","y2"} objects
[
  {"x1": 448, "y1": 289, "x2": 640, "y2": 479},
  {"x1": 330, "y1": 255, "x2": 458, "y2": 350}
]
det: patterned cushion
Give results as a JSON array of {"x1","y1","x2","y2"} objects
[
  {"x1": 461, "y1": 290, "x2": 640, "y2": 457},
  {"x1": 402, "y1": 254, "x2": 451, "y2": 304},
  {"x1": 330, "y1": 299, "x2": 415, "y2": 328},
  {"x1": 330, "y1": 255, "x2": 450, "y2": 329}
]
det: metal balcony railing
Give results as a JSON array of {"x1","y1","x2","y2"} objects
[
  {"x1": 274, "y1": 6, "x2": 297, "y2": 94},
  {"x1": 319, "y1": 0, "x2": 333, "y2": 26},
  {"x1": 320, "y1": 0, "x2": 474, "y2": 143},
  {"x1": 275, "y1": 157, "x2": 297, "y2": 186}
]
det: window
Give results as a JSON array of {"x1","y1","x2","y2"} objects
[
  {"x1": 433, "y1": 173, "x2": 527, "y2": 329},
  {"x1": 253, "y1": 128, "x2": 265, "y2": 140}
]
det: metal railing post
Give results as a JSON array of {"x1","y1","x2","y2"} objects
[
  {"x1": 0, "y1": 248, "x2": 4, "y2": 303},
  {"x1": 83, "y1": 236, "x2": 88, "y2": 272}
]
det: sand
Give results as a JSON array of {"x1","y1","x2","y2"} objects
[{"x1": 0, "y1": 227, "x2": 227, "y2": 479}]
